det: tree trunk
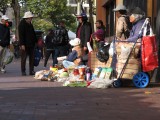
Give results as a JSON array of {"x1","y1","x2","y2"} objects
[
  {"x1": 11, "y1": 0, "x2": 20, "y2": 41},
  {"x1": 88, "y1": 0, "x2": 94, "y2": 32}
]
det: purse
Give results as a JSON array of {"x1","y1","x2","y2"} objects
[{"x1": 141, "y1": 21, "x2": 158, "y2": 72}]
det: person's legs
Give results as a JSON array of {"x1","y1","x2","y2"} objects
[
  {"x1": 51, "y1": 50, "x2": 55, "y2": 66},
  {"x1": 44, "y1": 50, "x2": 51, "y2": 67},
  {"x1": 28, "y1": 47, "x2": 35, "y2": 75},
  {"x1": 14, "y1": 46, "x2": 20, "y2": 58},
  {"x1": 53, "y1": 48, "x2": 59, "y2": 66},
  {"x1": 21, "y1": 49, "x2": 27, "y2": 75},
  {"x1": 62, "y1": 60, "x2": 75, "y2": 68}
]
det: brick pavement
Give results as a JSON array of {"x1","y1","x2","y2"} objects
[{"x1": 0, "y1": 58, "x2": 160, "y2": 120}]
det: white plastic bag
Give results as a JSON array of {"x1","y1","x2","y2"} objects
[
  {"x1": 109, "y1": 42, "x2": 114, "y2": 57},
  {"x1": 2, "y1": 48, "x2": 14, "y2": 65},
  {"x1": 88, "y1": 78, "x2": 114, "y2": 89},
  {"x1": 119, "y1": 45, "x2": 131, "y2": 59},
  {"x1": 87, "y1": 42, "x2": 93, "y2": 53}
]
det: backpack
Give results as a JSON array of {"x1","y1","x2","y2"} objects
[
  {"x1": 52, "y1": 27, "x2": 67, "y2": 45},
  {"x1": 123, "y1": 15, "x2": 132, "y2": 38}
]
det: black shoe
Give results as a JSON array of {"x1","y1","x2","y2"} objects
[
  {"x1": 29, "y1": 71, "x2": 35, "y2": 75},
  {"x1": 22, "y1": 72, "x2": 26, "y2": 76}
]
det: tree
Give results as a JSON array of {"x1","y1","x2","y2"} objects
[
  {"x1": 0, "y1": 0, "x2": 10, "y2": 15},
  {"x1": 24, "y1": 0, "x2": 76, "y2": 30},
  {"x1": 11, "y1": 0, "x2": 20, "y2": 40},
  {"x1": 88, "y1": 0, "x2": 94, "y2": 31}
]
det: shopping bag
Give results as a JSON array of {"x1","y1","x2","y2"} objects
[
  {"x1": 2, "y1": 48, "x2": 14, "y2": 65},
  {"x1": 141, "y1": 22, "x2": 158, "y2": 72},
  {"x1": 34, "y1": 47, "x2": 42, "y2": 66}
]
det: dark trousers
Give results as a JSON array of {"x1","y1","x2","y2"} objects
[
  {"x1": 59, "y1": 45, "x2": 70, "y2": 56},
  {"x1": 53, "y1": 48, "x2": 59, "y2": 66},
  {"x1": 44, "y1": 50, "x2": 54, "y2": 67},
  {"x1": 21, "y1": 46, "x2": 34, "y2": 73},
  {"x1": 14, "y1": 45, "x2": 20, "y2": 58}
]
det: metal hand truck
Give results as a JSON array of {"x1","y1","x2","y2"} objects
[{"x1": 113, "y1": 18, "x2": 150, "y2": 88}]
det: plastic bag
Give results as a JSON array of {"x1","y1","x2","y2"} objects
[
  {"x1": 119, "y1": 45, "x2": 131, "y2": 59},
  {"x1": 2, "y1": 48, "x2": 14, "y2": 65},
  {"x1": 96, "y1": 43, "x2": 110, "y2": 62},
  {"x1": 87, "y1": 78, "x2": 114, "y2": 89}
]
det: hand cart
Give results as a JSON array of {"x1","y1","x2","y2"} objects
[{"x1": 113, "y1": 18, "x2": 150, "y2": 88}]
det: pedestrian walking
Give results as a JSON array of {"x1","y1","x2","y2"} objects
[
  {"x1": 0, "y1": 15, "x2": 10, "y2": 73},
  {"x1": 18, "y1": 11, "x2": 37, "y2": 76}
]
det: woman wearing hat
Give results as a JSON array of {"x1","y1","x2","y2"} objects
[
  {"x1": 58, "y1": 38, "x2": 83, "y2": 68},
  {"x1": 127, "y1": 7, "x2": 146, "y2": 42},
  {"x1": 113, "y1": 4, "x2": 131, "y2": 40},
  {"x1": 18, "y1": 11, "x2": 37, "y2": 76},
  {"x1": 76, "y1": 13, "x2": 92, "y2": 65},
  {"x1": 0, "y1": 15, "x2": 10, "y2": 73}
]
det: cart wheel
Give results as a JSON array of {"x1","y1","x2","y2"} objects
[
  {"x1": 133, "y1": 72, "x2": 149, "y2": 88},
  {"x1": 113, "y1": 79, "x2": 122, "y2": 88}
]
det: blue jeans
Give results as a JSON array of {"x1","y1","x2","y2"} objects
[{"x1": 62, "y1": 60, "x2": 75, "y2": 68}]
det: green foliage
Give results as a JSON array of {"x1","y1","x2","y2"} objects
[
  {"x1": 32, "y1": 18, "x2": 53, "y2": 33},
  {"x1": 0, "y1": 0, "x2": 11, "y2": 14},
  {"x1": 23, "y1": 0, "x2": 77, "y2": 32}
]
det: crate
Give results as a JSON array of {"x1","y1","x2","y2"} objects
[
  {"x1": 88, "y1": 52, "x2": 112, "y2": 71},
  {"x1": 116, "y1": 42, "x2": 141, "y2": 79}
]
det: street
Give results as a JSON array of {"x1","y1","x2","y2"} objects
[{"x1": 0, "y1": 58, "x2": 160, "y2": 120}]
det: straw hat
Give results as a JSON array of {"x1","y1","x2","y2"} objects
[
  {"x1": 113, "y1": 4, "x2": 127, "y2": 11},
  {"x1": 23, "y1": 11, "x2": 34, "y2": 18}
]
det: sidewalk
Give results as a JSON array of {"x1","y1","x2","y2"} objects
[{"x1": 0, "y1": 58, "x2": 160, "y2": 120}]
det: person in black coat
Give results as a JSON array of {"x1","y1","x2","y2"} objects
[
  {"x1": 18, "y1": 11, "x2": 37, "y2": 76},
  {"x1": 44, "y1": 29, "x2": 54, "y2": 67},
  {"x1": 76, "y1": 13, "x2": 92, "y2": 65},
  {"x1": 0, "y1": 15, "x2": 10, "y2": 73}
]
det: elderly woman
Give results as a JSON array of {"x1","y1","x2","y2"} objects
[{"x1": 127, "y1": 7, "x2": 145, "y2": 42}]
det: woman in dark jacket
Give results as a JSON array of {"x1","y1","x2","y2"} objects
[{"x1": 76, "y1": 13, "x2": 92, "y2": 65}]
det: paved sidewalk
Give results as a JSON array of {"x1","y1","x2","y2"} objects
[{"x1": 0, "y1": 58, "x2": 160, "y2": 120}]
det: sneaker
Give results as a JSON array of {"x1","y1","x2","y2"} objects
[{"x1": 1, "y1": 68, "x2": 6, "y2": 73}]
